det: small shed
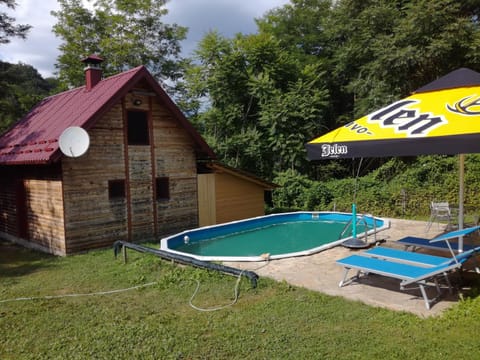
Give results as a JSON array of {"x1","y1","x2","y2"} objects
[
  {"x1": 197, "y1": 162, "x2": 278, "y2": 226},
  {"x1": 0, "y1": 56, "x2": 276, "y2": 255}
]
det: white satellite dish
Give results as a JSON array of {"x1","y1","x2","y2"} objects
[{"x1": 59, "y1": 126, "x2": 90, "y2": 158}]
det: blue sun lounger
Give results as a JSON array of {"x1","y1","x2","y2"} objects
[
  {"x1": 363, "y1": 246, "x2": 453, "y2": 267},
  {"x1": 336, "y1": 230, "x2": 480, "y2": 309},
  {"x1": 336, "y1": 254, "x2": 465, "y2": 309},
  {"x1": 360, "y1": 245, "x2": 480, "y2": 287},
  {"x1": 397, "y1": 236, "x2": 476, "y2": 252},
  {"x1": 397, "y1": 226, "x2": 480, "y2": 252}
]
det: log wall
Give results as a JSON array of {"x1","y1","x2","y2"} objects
[
  {"x1": 152, "y1": 100, "x2": 199, "y2": 235},
  {"x1": 128, "y1": 145, "x2": 155, "y2": 241},
  {"x1": 62, "y1": 103, "x2": 127, "y2": 254},
  {"x1": 61, "y1": 92, "x2": 200, "y2": 253}
]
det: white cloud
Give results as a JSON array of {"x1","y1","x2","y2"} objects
[
  {"x1": 0, "y1": 0, "x2": 290, "y2": 78},
  {"x1": 1, "y1": 0, "x2": 61, "y2": 77},
  {"x1": 165, "y1": 0, "x2": 289, "y2": 56}
]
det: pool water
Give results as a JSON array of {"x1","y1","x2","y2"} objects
[
  {"x1": 175, "y1": 220, "x2": 367, "y2": 257},
  {"x1": 161, "y1": 212, "x2": 389, "y2": 262}
]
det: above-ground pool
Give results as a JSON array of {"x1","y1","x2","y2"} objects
[{"x1": 161, "y1": 212, "x2": 389, "y2": 262}]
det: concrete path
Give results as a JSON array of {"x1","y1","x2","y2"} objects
[{"x1": 225, "y1": 218, "x2": 478, "y2": 317}]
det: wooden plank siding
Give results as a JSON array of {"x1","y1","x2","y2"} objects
[
  {"x1": 215, "y1": 172, "x2": 266, "y2": 224},
  {"x1": 152, "y1": 101, "x2": 199, "y2": 235},
  {"x1": 60, "y1": 94, "x2": 200, "y2": 253},
  {"x1": 197, "y1": 174, "x2": 216, "y2": 226},
  {"x1": 127, "y1": 145, "x2": 155, "y2": 241},
  {"x1": 1, "y1": 93, "x2": 203, "y2": 255},
  {"x1": 24, "y1": 178, "x2": 66, "y2": 254},
  {"x1": 0, "y1": 165, "x2": 66, "y2": 255},
  {"x1": 62, "y1": 103, "x2": 127, "y2": 254}
]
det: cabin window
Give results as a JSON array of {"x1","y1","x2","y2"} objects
[
  {"x1": 156, "y1": 177, "x2": 169, "y2": 200},
  {"x1": 108, "y1": 180, "x2": 125, "y2": 199},
  {"x1": 127, "y1": 110, "x2": 149, "y2": 145}
]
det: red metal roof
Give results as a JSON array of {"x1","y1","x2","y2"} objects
[{"x1": 0, "y1": 66, "x2": 215, "y2": 165}]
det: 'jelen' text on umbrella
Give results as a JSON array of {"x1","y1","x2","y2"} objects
[
  {"x1": 321, "y1": 144, "x2": 348, "y2": 157},
  {"x1": 368, "y1": 100, "x2": 447, "y2": 136}
]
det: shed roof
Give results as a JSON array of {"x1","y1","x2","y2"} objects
[
  {"x1": 206, "y1": 162, "x2": 278, "y2": 190},
  {"x1": 0, "y1": 65, "x2": 215, "y2": 165}
]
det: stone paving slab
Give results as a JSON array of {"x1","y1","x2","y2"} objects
[{"x1": 225, "y1": 218, "x2": 478, "y2": 317}]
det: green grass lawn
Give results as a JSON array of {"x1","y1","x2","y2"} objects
[{"x1": 2, "y1": 241, "x2": 480, "y2": 359}]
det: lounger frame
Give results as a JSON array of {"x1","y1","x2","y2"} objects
[
  {"x1": 397, "y1": 236, "x2": 475, "y2": 253},
  {"x1": 337, "y1": 255, "x2": 461, "y2": 309},
  {"x1": 336, "y1": 226, "x2": 480, "y2": 310}
]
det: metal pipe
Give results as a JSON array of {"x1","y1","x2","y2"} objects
[{"x1": 113, "y1": 241, "x2": 259, "y2": 288}]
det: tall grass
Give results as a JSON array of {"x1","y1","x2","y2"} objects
[{"x1": 1, "y1": 242, "x2": 480, "y2": 359}]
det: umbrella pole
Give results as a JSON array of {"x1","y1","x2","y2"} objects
[
  {"x1": 351, "y1": 158, "x2": 362, "y2": 240},
  {"x1": 342, "y1": 202, "x2": 369, "y2": 248},
  {"x1": 352, "y1": 203, "x2": 357, "y2": 238},
  {"x1": 459, "y1": 154, "x2": 465, "y2": 252},
  {"x1": 341, "y1": 160, "x2": 369, "y2": 249}
]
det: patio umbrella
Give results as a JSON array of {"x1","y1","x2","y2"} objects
[{"x1": 306, "y1": 68, "x2": 480, "y2": 251}]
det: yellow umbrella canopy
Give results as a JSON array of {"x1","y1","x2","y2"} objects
[
  {"x1": 306, "y1": 68, "x2": 480, "y2": 250},
  {"x1": 306, "y1": 68, "x2": 480, "y2": 160}
]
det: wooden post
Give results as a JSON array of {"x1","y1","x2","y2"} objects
[{"x1": 122, "y1": 244, "x2": 128, "y2": 264}]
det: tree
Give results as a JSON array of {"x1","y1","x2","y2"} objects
[
  {"x1": 0, "y1": 0, "x2": 31, "y2": 44},
  {"x1": 323, "y1": 0, "x2": 480, "y2": 117},
  {"x1": 0, "y1": 61, "x2": 57, "y2": 133},
  {"x1": 184, "y1": 31, "x2": 329, "y2": 178},
  {"x1": 258, "y1": 0, "x2": 480, "y2": 120},
  {"x1": 257, "y1": 0, "x2": 332, "y2": 60},
  {"x1": 257, "y1": 0, "x2": 347, "y2": 130},
  {"x1": 51, "y1": 0, "x2": 187, "y2": 89},
  {"x1": 181, "y1": 0, "x2": 480, "y2": 181},
  {"x1": 253, "y1": 0, "x2": 480, "y2": 179}
]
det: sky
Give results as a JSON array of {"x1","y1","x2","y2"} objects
[{"x1": 1, "y1": 0, "x2": 291, "y2": 78}]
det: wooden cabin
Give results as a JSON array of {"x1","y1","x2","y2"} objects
[{"x1": 0, "y1": 56, "x2": 274, "y2": 256}]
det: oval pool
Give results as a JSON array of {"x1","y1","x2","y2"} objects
[{"x1": 160, "y1": 212, "x2": 389, "y2": 262}]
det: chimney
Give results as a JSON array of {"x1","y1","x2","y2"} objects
[{"x1": 81, "y1": 55, "x2": 104, "y2": 90}]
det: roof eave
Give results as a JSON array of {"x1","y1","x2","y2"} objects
[
  {"x1": 205, "y1": 161, "x2": 279, "y2": 189},
  {"x1": 0, "y1": 65, "x2": 216, "y2": 166}
]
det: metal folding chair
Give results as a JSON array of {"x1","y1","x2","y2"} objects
[{"x1": 426, "y1": 201, "x2": 451, "y2": 231}]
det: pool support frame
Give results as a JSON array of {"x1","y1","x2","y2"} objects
[{"x1": 113, "y1": 241, "x2": 259, "y2": 288}]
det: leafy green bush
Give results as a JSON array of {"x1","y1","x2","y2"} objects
[
  {"x1": 271, "y1": 155, "x2": 480, "y2": 220},
  {"x1": 271, "y1": 169, "x2": 333, "y2": 211},
  {"x1": 272, "y1": 169, "x2": 312, "y2": 210},
  {"x1": 331, "y1": 155, "x2": 480, "y2": 218},
  {"x1": 303, "y1": 181, "x2": 334, "y2": 211}
]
